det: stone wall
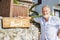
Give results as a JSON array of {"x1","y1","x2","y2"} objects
[
  {"x1": 0, "y1": 19, "x2": 39, "y2": 40},
  {"x1": 0, "y1": 25, "x2": 39, "y2": 40}
]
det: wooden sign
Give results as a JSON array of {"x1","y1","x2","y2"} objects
[{"x1": 2, "y1": 17, "x2": 31, "y2": 28}]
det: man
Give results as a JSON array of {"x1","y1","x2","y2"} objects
[{"x1": 33, "y1": 5, "x2": 60, "y2": 40}]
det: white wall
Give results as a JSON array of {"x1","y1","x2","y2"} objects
[{"x1": 33, "y1": 0, "x2": 60, "y2": 14}]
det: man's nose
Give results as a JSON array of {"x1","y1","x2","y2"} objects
[{"x1": 44, "y1": 12, "x2": 47, "y2": 15}]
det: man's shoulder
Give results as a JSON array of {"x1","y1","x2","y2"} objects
[
  {"x1": 52, "y1": 16, "x2": 59, "y2": 19},
  {"x1": 38, "y1": 16, "x2": 43, "y2": 20},
  {"x1": 34, "y1": 16, "x2": 43, "y2": 21},
  {"x1": 51, "y1": 16, "x2": 60, "y2": 21}
]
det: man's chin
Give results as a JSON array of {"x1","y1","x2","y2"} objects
[
  {"x1": 43, "y1": 16, "x2": 48, "y2": 18},
  {"x1": 43, "y1": 15, "x2": 50, "y2": 18}
]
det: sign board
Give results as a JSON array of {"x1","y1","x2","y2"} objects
[{"x1": 2, "y1": 17, "x2": 31, "y2": 28}]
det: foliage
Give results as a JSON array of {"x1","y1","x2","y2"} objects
[
  {"x1": 29, "y1": 3, "x2": 42, "y2": 32},
  {"x1": 13, "y1": 0, "x2": 19, "y2": 4},
  {"x1": 29, "y1": 3, "x2": 39, "y2": 17}
]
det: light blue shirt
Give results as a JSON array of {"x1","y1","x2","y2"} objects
[{"x1": 34, "y1": 16, "x2": 60, "y2": 40}]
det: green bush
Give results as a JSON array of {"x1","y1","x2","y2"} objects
[{"x1": 14, "y1": 0, "x2": 19, "y2": 4}]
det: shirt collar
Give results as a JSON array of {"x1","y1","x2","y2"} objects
[{"x1": 42, "y1": 15, "x2": 52, "y2": 22}]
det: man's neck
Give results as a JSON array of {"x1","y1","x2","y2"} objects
[{"x1": 44, "y1": 17, "x2": 49, "y2": 22}]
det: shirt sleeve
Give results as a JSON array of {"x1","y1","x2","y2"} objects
[
  {"x1": 58, "y1": 19, "x2": 60, "y2": 29},
  {"x1": 34, "y1": 17, "x2": 40, "y2": 23},
  {"x1": 53, "y1": 16, "x2": 60, "y2": 29},
  {"x1": 56, "y1": 17, "x2": 60, "y2": 29}
]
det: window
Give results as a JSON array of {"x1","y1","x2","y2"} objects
[
  {"x1": 54, "y1": 9, "x2": 60, "y2": 17},
  {"x1": 38, "y1": 0, "x2": 42, "y2": 4}
]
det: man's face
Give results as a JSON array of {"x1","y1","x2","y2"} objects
[{"x1": 42, "y1": 7, "x2": 50, "y2": 18}]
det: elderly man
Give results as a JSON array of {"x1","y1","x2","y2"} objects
[{"x1": 33, "y1": 5, "x2": 60, "y2": 40}]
